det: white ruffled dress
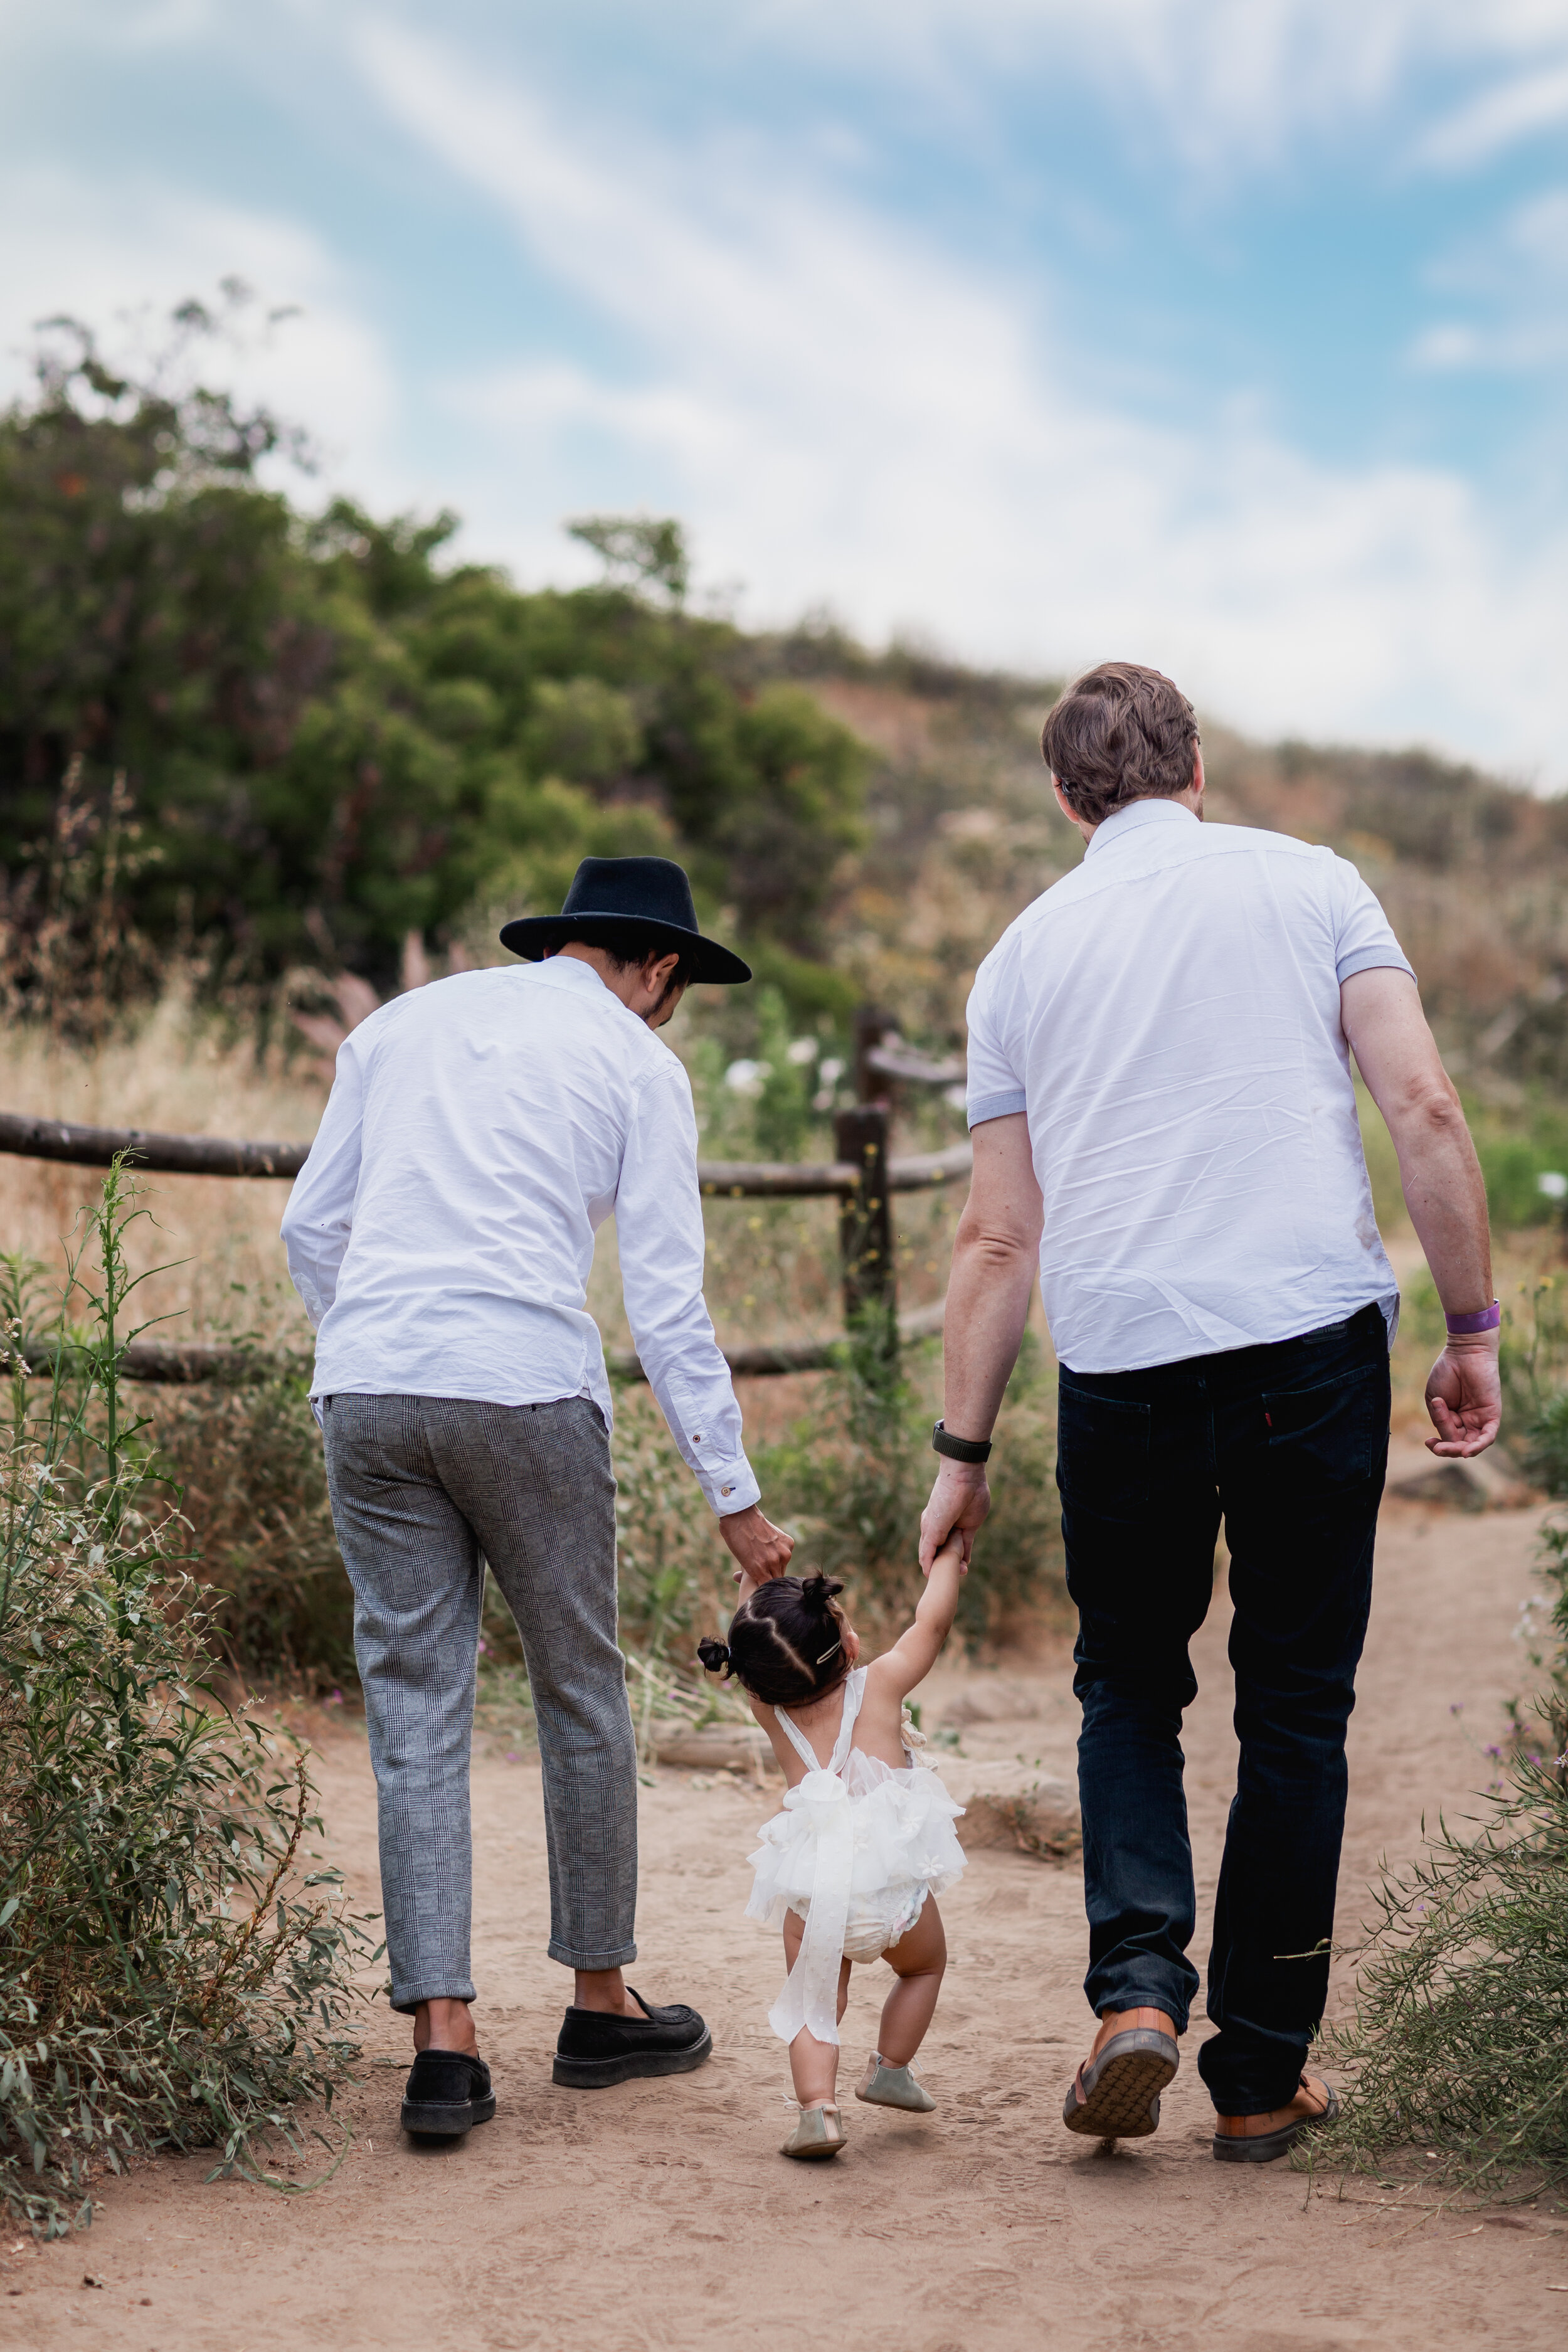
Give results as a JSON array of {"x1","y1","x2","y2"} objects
[{"x1": 744, "y1": 1666, "x2": 967, "y2": 2047}]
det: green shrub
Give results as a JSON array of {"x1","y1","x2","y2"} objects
[
  {"x1": 0, "y1": 1167, "x2": 373, "y2": 2237},
  {"x1": 1500, "y1": 1276, "x2": 1568, "y2": 1493},
  {"x1": 1310, "y1": 1451, "x2": 1568, "y2": 2200},
  {"x1": 754, "y1": 1325, "x2": 1064, "y2": 1649},
  {"x1": 1476, "y1": 1136, "x2": 1565, "y2": 1231},
  {"x1": 150, "y1": 1370, "x2": 354, "y2": 1692}
]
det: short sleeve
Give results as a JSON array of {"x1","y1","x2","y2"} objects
[
  {"x1": 965, "y1": 941, "x2": 1028, "y2": 1128},
  {"x1": 1330, "y1": 856, "x2": 1416, "y2": 987}
]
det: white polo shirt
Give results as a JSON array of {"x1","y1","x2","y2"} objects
[
  {"x1": 965, "y1": 798, "x2": 1413, "y2": 1374},
  {"x1": 280, "y1": 956, "x2": 758, "y2": 1517}
]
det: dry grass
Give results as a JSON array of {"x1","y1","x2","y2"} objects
[{"x1": 0, "y1": 984, "x2": 322, "y2": 1347}]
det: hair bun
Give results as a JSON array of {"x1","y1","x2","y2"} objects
[
  {"x1": 798, "y1": 1572, "x2": 844, "y2": 1611},
  {"x1": 696, "y1": 1636, "x2": 732, "y2": 1676}
]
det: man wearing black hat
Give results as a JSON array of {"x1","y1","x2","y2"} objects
[{"x1": 282, "y1": 857, "x2": 795, "y2": 2137}]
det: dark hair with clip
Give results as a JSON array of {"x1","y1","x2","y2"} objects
[{"x1": 696, "y1": 1573, "x2": 849, "y2": 1708}]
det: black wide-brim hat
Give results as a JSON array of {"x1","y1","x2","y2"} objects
[{"x1": 499, "y1": 856, "x2": 751, "y2": 985}]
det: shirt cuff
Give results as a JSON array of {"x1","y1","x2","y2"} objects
[
  {"x1": 1337, "y1": 946, "x2": 1416, "y2": 985},
  {"x1": 701, "y1": 1456, "x2": 761, "y2": 1517},
  {"x1": 968, "y1": 1088, "x2": 1027, "y2": 1128}
]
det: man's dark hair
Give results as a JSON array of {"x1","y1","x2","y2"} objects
[
  {"x1": 562, "y1": 926, "x2": 695, "y2": 992},
  {"x1": 697, "y1": 1573, "x2": 850, "y2": 1708},
  {"x1": 1039, "y1": 662, "x2": 1199, "y2": 827}
]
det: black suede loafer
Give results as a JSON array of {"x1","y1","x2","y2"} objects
[
  {"x1": 400, "y1": 2048, "x2": 496, "y2": 2137},
  {"x1": 553, "y1": 1988, "x2": 712, "y2": 2089}
]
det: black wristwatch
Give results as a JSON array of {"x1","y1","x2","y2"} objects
[{"x1": 931, "y1": 1419, "x2": 992, "y2": 1465}]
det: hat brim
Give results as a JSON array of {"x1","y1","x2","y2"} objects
[{"x1": 498, "y1": 912, "x2": 752, "y2": 986}]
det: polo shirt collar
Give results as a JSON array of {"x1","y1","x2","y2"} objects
[{"x1": 1083, "y1": 797, "x2": 1200, "y2": 860}]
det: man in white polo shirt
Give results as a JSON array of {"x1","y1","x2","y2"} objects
[{"x1": 919, "y1": 663, "x2": 1499, "y2": 2165}]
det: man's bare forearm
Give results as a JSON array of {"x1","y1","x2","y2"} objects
[
  {"x1": 1385, "y1": 1098, "x2": 1492, "y2": 1315},
  {"x1": 1341, "y1": 968, "x2": 1492, "y2": 1315},
  {"x1": 940, "y1": 1113, "x2": 1045, "y2": 1438},
  {"x1": 941, "y1": 1227, "x2": 1039, "y2": 1439},
  {"x1": 1340, "y1": 966, "x2": 1500, "y2": 1455}
]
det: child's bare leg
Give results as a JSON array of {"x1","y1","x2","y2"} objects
[
  {"x1": 876, "y1": 1899, "x2": 946, "y2": 2067},
  {"x1": 783, "y1": 1914, "x2": 852, "y2": 2107}
]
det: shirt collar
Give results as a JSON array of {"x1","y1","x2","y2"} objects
[
  {"x1": 1083, "y1": 797, "x2": 1200, "y2": 860},
  {"x1": 526, "y1": 953, "x2": 615, "y2": 999}
]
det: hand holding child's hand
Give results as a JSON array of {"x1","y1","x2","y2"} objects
[
  {"x1": 720, "y1": 1503, "x2": 795, "y2": 1586},
  {"x1": 931, "y1": 1532, "x2": 968, "y2": 1576},
  {"x1": 919, "y1": 1461, "x2": 990, "y2": 1572}
]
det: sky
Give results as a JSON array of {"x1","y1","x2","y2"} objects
[{"x1": 3, "y1": 1, "x2": 1567, "y2": 776}]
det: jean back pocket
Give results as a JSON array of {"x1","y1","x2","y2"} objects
[{"x1": 1261, "y1": 1362, "x2": 1385, "y2": 1493}]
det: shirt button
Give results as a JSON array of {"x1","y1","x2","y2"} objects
[
  {"x1": 720, "y1": 1485, "x2": 733, "y2": 1498},
  {"x1": 692, "y1": 1433, "x2": 702, "y2": 1444}
]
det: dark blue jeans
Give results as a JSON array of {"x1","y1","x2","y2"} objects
[{"x1": 1057, "y1": 1303, "x2": 1389, "y2": 2116}]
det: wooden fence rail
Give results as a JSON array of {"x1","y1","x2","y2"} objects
[
  {"x1": 0, "y1": 1003, "x2": 968, "y2": 1380},
  {"x1": 0, "y1": 1111, "x2": 970, "y2": 1200},
  {"x1": 13, "y1": 1297, "x2": 950, "y2": 1390}
]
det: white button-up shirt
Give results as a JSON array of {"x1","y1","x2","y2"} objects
[
  {"x1": 965, "y1": 798, "x2": 1414, "y2": 1374},
  {"x1": 280, "y1": 955, "x2": 759, "y2": 1516}
]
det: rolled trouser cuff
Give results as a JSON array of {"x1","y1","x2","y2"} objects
[
  {"x1": 548, "y1": 1938, "x2": 638, "y2": 1971},
  {"x1": 1093, "y1": 1987, "x2": 1189, "y2": 2033},
  {"x1": 389, "y1": 1976, "x2": 479, "y2": 2016}
]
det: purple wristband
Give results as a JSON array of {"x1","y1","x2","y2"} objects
[{"x1": 1445, "y1": 1300, "x2": 1500, "y2": 1335}]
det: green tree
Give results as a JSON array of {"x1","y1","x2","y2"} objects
[{"x1": 0, "y1": 305, "x2": 868, "y2": 1008}]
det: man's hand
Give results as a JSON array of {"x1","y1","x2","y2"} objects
[
  {"x1": 1425, "y1": 1332, "x2": 1502, "y2": 1458},
  {"x1": 719, "y1": 1503, "x2": 795, "y2": 1584},
  {"x1": 919, "y1": 1460, "x2": 992, "y2": 1572}
]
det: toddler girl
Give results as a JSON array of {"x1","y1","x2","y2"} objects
[{"x1": 697, "y1": 1539, "x2": 968, "y2": 2161}]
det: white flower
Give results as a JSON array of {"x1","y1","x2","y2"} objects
[
  {"x1": 724, "y1": 1059, "x2": 767, "y2": 1097},
  {"x1": 1538, "y1": 1171, "x2": 1567, "y2": 1200},
  {"x1": 785, "y1": 1037, "x2": 818, "y2": 1066}
]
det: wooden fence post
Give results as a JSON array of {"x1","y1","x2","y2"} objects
[
  {"x1": 834, "y1": 1104, "x2": 894, "y2": 1331},
  {"x1": 851, "y1": 1004, "x2": 895, "y2": 1107}
]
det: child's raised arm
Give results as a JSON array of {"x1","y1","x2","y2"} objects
[{"x1": 867, "y1": 1535, "x2": 966, "y2": 1703}]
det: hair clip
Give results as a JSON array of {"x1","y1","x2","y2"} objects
[{"x1": 816, "y1": 1639, "x2": 841, "y2": 1665}]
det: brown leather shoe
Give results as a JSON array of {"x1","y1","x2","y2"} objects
[
  {"x1": 1212, "y1": 2072, "x2": 1338, "y2": 2164},
  {"x1": 1062, "y1": 2007, "x2": 1179, "y2": 2139}
]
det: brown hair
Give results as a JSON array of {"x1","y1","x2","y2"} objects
[
  {"x1": 1039, "y1": 662, "x2": 1199, "y2": 827},
  {"x1": 697, "y1": 1574, "x2": 849, "y2": 1708}
]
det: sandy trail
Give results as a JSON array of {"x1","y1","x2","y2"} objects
[{"x1": 6, "y1": 1476, "x2": 1567, "y2": 2350}]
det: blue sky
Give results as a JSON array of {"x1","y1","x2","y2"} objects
[{"x1": 3, "y1": 2, "x2": 1567, "y2": 775}]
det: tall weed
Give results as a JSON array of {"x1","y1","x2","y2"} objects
[
  {"x1": 0, "y1": 1165, "x2": 373, "y2": 2236},
  {"x1": 1311, "y1": 1387, "x2": 1568, "y2": 2201}
]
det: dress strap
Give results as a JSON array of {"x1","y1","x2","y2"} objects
[
  {"x1": 828, "y1": 1668, "x2": 867, "y2": 1772},
  {"x1": 775, "y1": 1667, "x2": 867, "y2": 1774},
  {"x1": 771, "y1": 1702, "x2": 825, "y2": 1771}
]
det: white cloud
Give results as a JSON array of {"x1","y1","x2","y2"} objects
[
  {"x1": 356, "y1": 22, "x2": 1568, "y2": 778},
  {"x1": 0, "y1": 160, "x2": 405, "y2": 501},
  {"x1": 731, "y1": 0, "x2": 1568, "y2": 171},
  {"x1": 1412, "y1": 186, "x2": 1568, "y2": 373},
  {"x1": 1417, "y1": 60, "x2": 1568, "y2": 167}
]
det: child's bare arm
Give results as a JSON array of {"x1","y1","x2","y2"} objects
[{"x1": 867, "y1": 1536, "x2": 966, "y2": 1703}]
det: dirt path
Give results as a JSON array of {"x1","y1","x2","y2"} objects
[{"x1": 8, "y1": 1482, "x2": 1567, "y2": 2350}]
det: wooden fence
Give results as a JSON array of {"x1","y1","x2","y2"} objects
[{"x1": 0, "y1": 1009, "x2": 968, "y2": 1382}]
